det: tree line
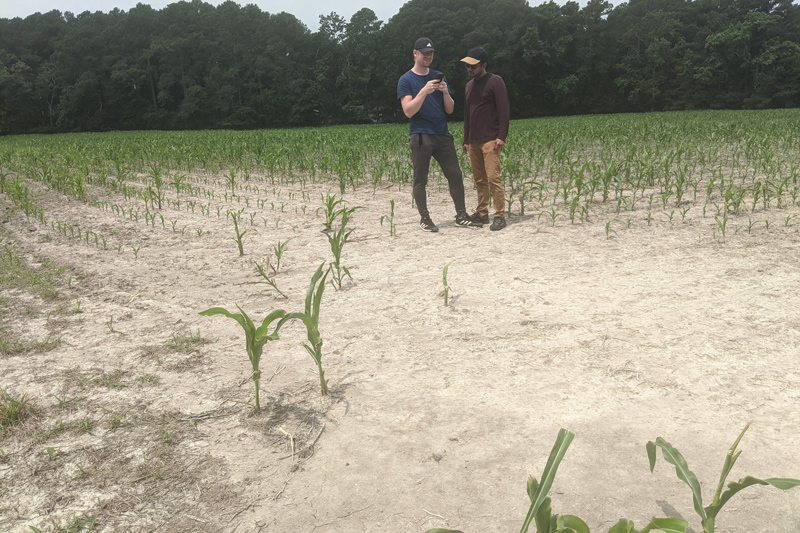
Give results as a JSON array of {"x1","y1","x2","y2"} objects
[{"x1": 1, "y1": 0, "x2": 798, "y2": 134}]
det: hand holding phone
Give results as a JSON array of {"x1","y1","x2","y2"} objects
[{"x1": 435, "y1": 74, "x2": 445, "y2": 82}]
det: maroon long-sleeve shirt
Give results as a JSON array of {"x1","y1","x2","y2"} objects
[{"x1": 463, "y1": 72, "x2": 510, "y2": 144}]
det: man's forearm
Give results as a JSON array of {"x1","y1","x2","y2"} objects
[{"x1": 443, "y1": 92, "x2": 454, "y2": 114}]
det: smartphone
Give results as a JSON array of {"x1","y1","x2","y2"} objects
[{"x1": 435, "y1": 73, "x2": 445, "y2": 82}]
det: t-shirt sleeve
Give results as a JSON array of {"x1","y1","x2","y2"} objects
[{"x1": 397, "y1": 75, "x2": 412, "y2": 101}]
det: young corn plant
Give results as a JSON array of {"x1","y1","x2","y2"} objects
[
  {"x1": 426, "y1": 429, "x2": 591, "y2": 533},
  {"x1": 199, "y1": 305, "x2": 288, "y2": 411},
  {"x1": 605, "y1": 219, "x2": 621, "y2": 239},
  {"x1": 441, "y1": 261, "x2": 454, "y2": 306},
  {"x1": 284, "y1": 264, "x2": 330, "y2": 395},
  {"x1": 224, "y1": 166, "x2": 238, "y2": 196},
  {"x1": 248, "y1": 260, "x2": 288, "y2": 299},
  {"x1": 326, "y1": 207, "x2": 359, "y2": 290},
  {"x1": 272, "y1": 239, "x2": 291, "y2": 273},
  {"x1": 647, "y1": 422, "x2": 800, "y2": 533},
  {"x1": 319, "y1": 191, "x2": 345, "y2": 232},
  {"x1": 380, "y1": 199, "x2": 397, "y2": 236},
  {"x1": 714, "y1": 213, "x2": 728, "y2": 242},
  {"x1": 228, "y1": 208, "x2": 253, "y2": 256}
]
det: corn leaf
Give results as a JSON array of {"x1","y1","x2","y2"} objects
[
  {"x1": 556, "y1": 514, "x2": 590, "y2": 533},
  {"x1": 708, "y1": 475, "x2": 800, "y2": 519},
  {"x1": 526, "y1": 476, "x2": 539, "y2": 502},
  {"x1": 534, "y1": 496, "x2": 552, "y2": 533},
  {"x1": 520, "y1": 428, "x2": 575, "y2": 533},
  {"x1": 607, "y1": 517, "x2": 688, "y2": 533},
  {"x1": 254, "y1": 309, "x2": 287, "y2": 341},
  {"x1": 711, "y1": 422, "x2": 749, "y2": 507},
  {"x1": 200, "y1": 307, "x2": 248, "y2": 332},
  {"x1": 647, "y1": 437, "x2": 705, "y2": 523}
]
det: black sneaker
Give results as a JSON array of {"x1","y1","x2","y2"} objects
[
  {"x1": 490, "y1": 216, "x2": 507, "y2": 231},
  {"x1": 470, "y1": 212, "x2": 490, "y2": 224},
  {"x1": 420, "y1": 217, "x2": 439, "y2": 232},
  {"x1": 455, "y1": 212, "x2": 483, "y2": 228}
]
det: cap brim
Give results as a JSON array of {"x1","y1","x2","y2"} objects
[
  {"x1": 461, "y1": 56, "x2": 481, "y2": 65},
  {"x1": 418, "y1": 47, "x2": 435, "y2": 53}
]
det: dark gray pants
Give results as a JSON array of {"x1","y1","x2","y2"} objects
[{"x1": 409, "y1": 133, "x2": 467, "y2": 219}]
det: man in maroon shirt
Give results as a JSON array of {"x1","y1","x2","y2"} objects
[{"x1": 461, "y1": 47, "x2": 510, "y2": 231}]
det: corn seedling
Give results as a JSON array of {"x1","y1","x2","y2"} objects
[
  {"x1": 106, "y1": 315, "x2": 124, "y2": 335},
  {"x1": 228, "y1": 208, "x2": 253, "y2": 257},
  {"x1": 714, "y1": 214, "x2": 728, "y2": 241},
  {"x1": 273, "y1": 239, "x2": 291, "y2": 273},
  {"x1": 647, "y1": 422, "x2": 800, "y2": 533},
  {"x1": 380, "y1": 199, "x2": 397, "y2": 236},
  {"x1": 605, "y1": 219, "x2": 621, "y2": 239},
  {"x1": 428, "y1": 428, "x2": 690, "y2": 533},
  {"x1": 283, "y1": 264, "x2": 331, "y2": 395},
  {"x1": 427, "y1": 429, "x2": 593, "y2": 533},
  {"x1": 248, "y1": 260, "x2": 288, "y2": 299},
  {"x1": 319, "y1": 191, "x2": 345, "y2": 232},
  {"x1": 325, "y1": 207, "x2": 359, "y2": 290},
  {"x1": 224, "y1": 166, "x2": 238, "y2": 196},
  {"x1": 199, "y1": 305, "x2": 288, "y2": 410},
  {"x1": 441, "y1": 261, "x2": 454, "y2": 306}
]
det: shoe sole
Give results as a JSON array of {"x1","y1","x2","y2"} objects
[{"x1": 420, "y1": 224, "x2": 439, "y2": 232}]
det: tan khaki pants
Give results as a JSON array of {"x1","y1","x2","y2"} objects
[{"x1": 468, "y1": 141, "x2": 505, "y2": 217}]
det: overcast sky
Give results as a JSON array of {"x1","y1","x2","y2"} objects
[
  {"x1": 2, "y1": 0, "x2": 423, "y2": 30},
  {"x1": 0, "y1": 0, "x2": 577, "y2": 31}
]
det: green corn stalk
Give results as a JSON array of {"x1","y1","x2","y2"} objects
[
  {"x1": 225, "y1": 166, "x2": 238, "y2": 196},
  {"x1": 605, "y1": 219, "x2": 620, "y2": 239},
  {"x1": 283, "y1": 264, "x2": 330, "y2": 395},
  {"x1": 442, "y1": 261, "x2": 453, "y2": 306},
  {"x1": 380, "y1": 199, "x2": 397, "y2": 236},
  {"x1": 228, "y1": 208, "x2": 253, "y2": 256},
  {"x1": 519, "y1": 428, "x2": 579, "y2": 533},
  {"x1": 714, "y1": 213, "x2": 728, "y2": 241},
  {"x1": 248, "y1": 260, "x2": 287, "y2": 299},
  {"x1": 426, "y1": 429, "x2": 588, "y2": 533},
  {"x1": 199, "y1": 306, "x2": 287, "y2": 411},
  {"x1": 273, "y1": 239, "x2": 291, "y2": 273},
  {"x1": 647, "y1": 422, "x2": 800, "y2": 533},
  {"x1": 319, "y1": 191, "x2": 346, "y2": 232},
  {"x1": 172, "y1": 173, "x2": 186, "y2": 196},
  {"x1": 326, "y1": 207, "x2": 359, "y2": 290},
  {"x1": 526, "y1": 474, "x2": 590, "y2": 533}
]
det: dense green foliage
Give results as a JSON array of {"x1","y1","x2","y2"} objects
[{"x1": 1, "y1": 0, "x2": 798, "y2": 133}]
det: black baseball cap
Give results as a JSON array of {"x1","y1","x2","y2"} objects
[
  {"x1": 414, "y1": 37, "x2": 435, "y2": 53},
  {"x1": 461, "y1": 47, "x2": 489, "y2": 65}
]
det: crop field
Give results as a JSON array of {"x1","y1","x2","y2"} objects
[{"x1": 1, "y1": 109, "x2": 799, "y2": 532}]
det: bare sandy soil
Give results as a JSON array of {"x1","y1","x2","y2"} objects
[{"x1": 1, "y1": 172, "x2": 799, "y2": 533}]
